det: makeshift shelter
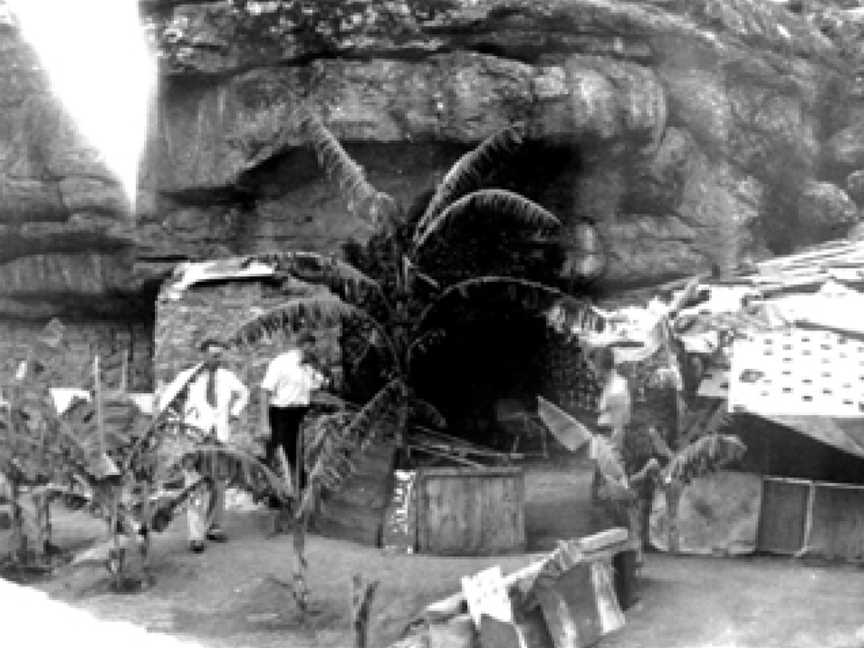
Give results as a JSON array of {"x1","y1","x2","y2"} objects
[
  {"x1": 545, "y1": 237, "x2": 864, "y2": 562},
  {"x1": 668, "y1": 240, "x2": 864, "y2": 560}
]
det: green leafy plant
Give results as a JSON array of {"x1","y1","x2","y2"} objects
[{"x1": 0, "y1": 344, "x2": 291, "y2": 588}]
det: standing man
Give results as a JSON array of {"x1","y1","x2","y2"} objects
[
  {"x1": 165, "y1": 338, "x2": 249, "y2": 553},
  {"x1": 260, "y1": 333, "x2": 327, "y2": 493},
  {"x1": 590, "y1": 346, "x2": 632, "y2": 500},
  {"x1": 589, "y1": 345, "x2": 658, "y2": 567}
]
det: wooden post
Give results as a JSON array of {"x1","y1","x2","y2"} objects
[
  {"x1": 295, "y1": 420, "x2": 303, "y2": 498},
  {"x1": 4, "y1": 385, "x2": 27, "y2": 563},
  {"x1": 352, "y1": 574, "x2": 379, "y2": 648},
  {"x1": 292, "y1": 510, "x2": 309, "y2": 613},
  {"x1": 120, "y1": 348, "x2": 129, "y2": 393},
  {"x1": 94, "y1": 355, "x2": 104, "y2": 458}
]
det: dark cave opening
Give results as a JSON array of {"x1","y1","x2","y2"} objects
[{"x1": 410, "y1": 303, "x2": 554, "y2": 451}]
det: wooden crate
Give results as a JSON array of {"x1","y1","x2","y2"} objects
[
  {"x1": 809, "y1": 483, "x2": 864, "y2": 562},
  {"x1": 416, "y1": 466, "x2": 525, "y2": 556},
  {"x1": 757, "y1": 476, "x2": 864, "y2": 562},
  {"x1": 757, "y1": 477, "x2": 810, "y2": 555}
]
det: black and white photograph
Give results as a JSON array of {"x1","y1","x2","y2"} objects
[{"x1": 1, "y1": 1, "x2": 864, "y2": 647}]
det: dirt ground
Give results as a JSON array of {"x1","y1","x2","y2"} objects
[{"x1": 3, "y1": 458, "x2": 864, "y2": 648}]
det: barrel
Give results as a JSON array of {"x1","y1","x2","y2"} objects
[{"x1": 416, "y1": 466, "x2": 525, "y2": 555}]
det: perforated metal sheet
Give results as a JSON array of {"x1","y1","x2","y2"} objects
[
  {"x1": 697, "y1": 366, "x2": 730, "y2": 399},
  {"x1": 728, "y1": 328, "x2": 864, "y2": 417}
]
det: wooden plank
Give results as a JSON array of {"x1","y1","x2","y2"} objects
[
  {"x1": 418, "y1": 468, "x2": 525, "y2": 555},
  {"x1": 421, "y1": 530, "x2": 630, "y2": 624},
  {"x1": 533, "y1": 563, "x2": 603, "y2": 648},
  {"x1": 480, "y1": 471, "x2": 525, "y2": 554},
  {"x1": 757, "y1": 477, "x2": 808, "y2": 554},
  {"x1": 418, "y1": 467, "x2": 524, "y2": 479},
  {"x1": 408, "y1": 444, "x2": 485, "y2": 468},
  {"x1": 420, "y1": 470, "x2": 476, "y2": 555}
]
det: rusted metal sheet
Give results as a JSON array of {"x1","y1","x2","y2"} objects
[
  {"x1": 758, "y1": 476, "x2": 864, "y2": 562},
  {"x1": 809, "y1": 483, "x2": 864, "y2": 562},
  {"x1": 757, "y1": 477, "x2": 809, "y2": 555}
]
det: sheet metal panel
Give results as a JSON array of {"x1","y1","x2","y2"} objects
[{"x1": 757, "y1": 477, "x2": 809, "y2": 555}]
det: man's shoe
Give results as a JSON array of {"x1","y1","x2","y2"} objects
[
  {"x1": 189, "y1": 540, "x2": 205, "y2": 553},
  {"x1": 206, "y1": 527, "x2": 228, "y2": 542}
]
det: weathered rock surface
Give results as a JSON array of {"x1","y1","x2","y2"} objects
[
  {"x1": 0, "y1": 17, "x2": 139, "y2": 317},
  {"x1": 1, "y1": 0, "x2": 864, "y2": 317},
  {"x1": 825, "y1": 122, "x2": 864, "y2": 171},
  {"x1": 846, "y1": 168, "x2": 864, "y2": 203},
  {"x1": 797, "y1": 179, "x2": 860, "y2": 236}
]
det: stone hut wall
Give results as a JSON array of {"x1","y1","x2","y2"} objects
[{"x1": 153, "y1": 277, "x2": 340, "y2": 451}]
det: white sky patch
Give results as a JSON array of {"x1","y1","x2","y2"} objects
[{"x1": 8, "y1": 0, "x2": 157, "y2": 208}]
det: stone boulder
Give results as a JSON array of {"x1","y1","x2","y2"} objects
[
  {"x1": 147, "y1": 0, "x2": 839, "y2": 76},
  {"x1": 150, "y1": 52, "x2": 668, "y2": 193},
  {"x1": 0, "y1": 21, "x2": 139, "y2": 316},
  {"x1": 797, "y1": 180, "x2": 860, "y2": 237},
  {"x1": 825, "y1": 122, "x2": 864, "y2": 171},
  {"x1": 0, "y1": 0, "x2": 860, "y2": 318},
  {"x1": 142, "y1": 0, "x2": 847, "y2": 290},
  {"x1": 846, "y1": 169, "x2": 864, "y2": 204}
]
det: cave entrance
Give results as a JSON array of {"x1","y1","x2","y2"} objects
[{"x1": 412, "y1": 303, "x2": 553, "y2": 453}]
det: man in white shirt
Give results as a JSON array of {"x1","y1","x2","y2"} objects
[
  {"x1": 260, "y1": 333, "x2": 326, "y2": 492},
  {"x1": 165, "y1": 338, "x2": 249, "y2": 552}
]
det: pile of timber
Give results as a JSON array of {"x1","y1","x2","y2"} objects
[
  {"x1": 390, "y1": 528, "x2": 631, "y2": 648},
  {"x1": 734, "y1": 239, "x2": 864, "y2": 294},
  {"x1": 407, "y1": 427, "x2": 521, "y2": 468}
]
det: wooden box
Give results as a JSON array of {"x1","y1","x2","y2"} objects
[
  {"x1": 757, "y1": 476, "x2": 864, "y2": 562},
  {"x1": 416, "y1": 466, "x2": 525, "y2": 555},
  {"x1": 757, "y1": 477, "x2": 810, "y2": 554}
]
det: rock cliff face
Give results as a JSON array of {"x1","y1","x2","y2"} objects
[{"x1": 2, "y1": 0, "x2": 864, "y2": 321}]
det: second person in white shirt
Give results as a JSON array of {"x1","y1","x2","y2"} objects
[{"x1": 260, "y1": 333, "x2": 327, "y2": 493}]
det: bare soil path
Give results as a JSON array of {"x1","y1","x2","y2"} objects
[{"x1": 2, "y1": 459, "x2": 863, "y2": 648}]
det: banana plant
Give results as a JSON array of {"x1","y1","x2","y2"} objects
[
  {"x1": 227, "y1": 113, "x2": 594, "y2": 522},
  {"x1": 0, "y1": 349, "x2": 292, "y2": 588}
]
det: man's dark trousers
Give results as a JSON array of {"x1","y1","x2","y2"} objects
[{"x1": 267, "y1": 405, "x2": 310, "y2": 490}]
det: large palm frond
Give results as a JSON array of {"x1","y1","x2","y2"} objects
[
  {"x1": 121, "y1": 363, "x2": 211, "y2": 474},
  {"x1": 416, "y1": 276, "x2": 568, "y2": 332},
  {"x1": 229, "y1": 294, "x2": 399, "y2": 367},
  {"x1": 413, "y1": 189, "x2": 560, "y2": 254},
  {"x1": 297, "y1": 379, "x2": 407, "y2": 517},
  {"x1": 299, "y1": 110, "x2": 398, "y2": 228},
  {"x1": 662, "y1": 434, "x2": 746, "y2": 486},
  {"x1": 303, "y1": 410, "x2": 357, "y2": 472},
  {"x1": 408, "y1": 396, "x2": 447, "y2": 430},
  {"x1": 254, "y1": 251, "x2": 392, "y2": 314},
  {"x1": 679, "y1": 400, "x2": 732, "y2": 446},
  {"x1": 405, "y1": 328, "x2": 446, "y2": 370},
  {"x1": 545, "y1": 296, "x2": 609, "y2": 340},
  {"x1": 189, "y1": 444, "x2": 292, "y2": 501},
  {"x1": 415, "y1": 123, "x2": 527, "y2": 240}
]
